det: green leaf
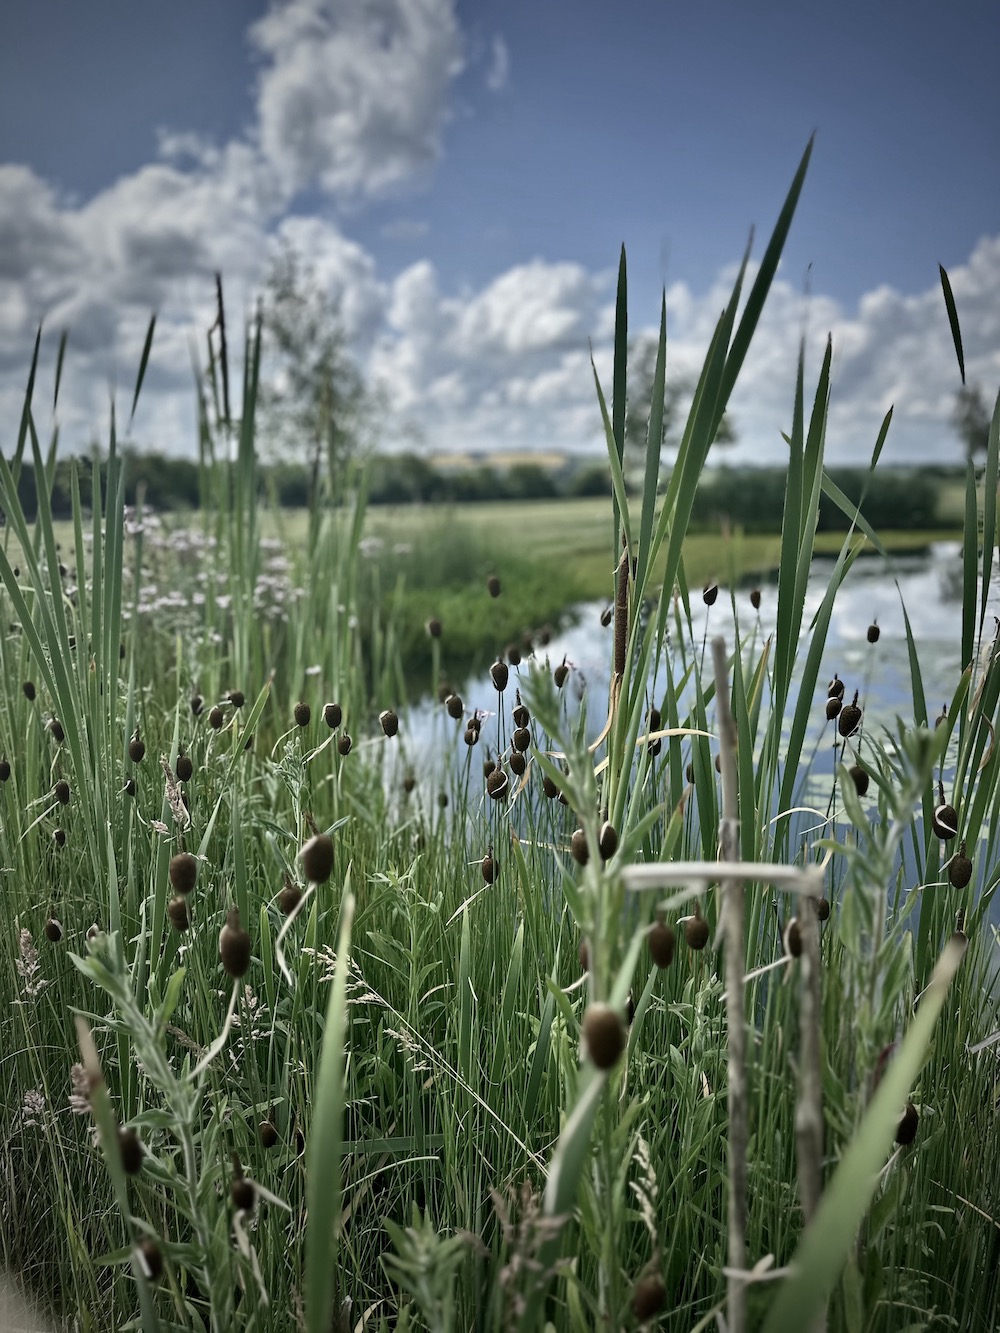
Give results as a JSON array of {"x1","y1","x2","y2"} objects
[{"x1": 938, "y1": 264, "x2": 965, "y2": 384}]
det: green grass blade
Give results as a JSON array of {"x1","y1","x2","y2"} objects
[
  {"x1": 634, "y1": 293, "x2": 666, "y2": 597},
  {"x1": 978, "y1": 387, "x2": 1000, "y2": 638},
  {"x1": 53, "y1": 329, "x2": 68, "y2": 411},
  {"x1": 938, "y1": 264, "x2": 965, "y2": 383},
  {"x1": 129, "y1": 314, "x2": 157, "y2": 427},
  {"x1": 304, "y1": 889, "x2": 355, "y2": 1333},
  {"x1": 762, "y1": 935, "x2": 966, "y2": 1332},
  {"x1": 611, "y1": 246, "x2": 628, "y2": 559}
]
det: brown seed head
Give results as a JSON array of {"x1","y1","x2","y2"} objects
[
  {"x1": 512, "y1": 698, "x2": 530, "y2": 728},
  {"x1": 685, "y1": 914, "x2": 710, "y2": 951},
  {"x1": 175, "y1": 753, "x2": 194, "y2": 782},
  {"x1": 827, "y1": 674, "x2": 845, "y2": 700},
  {"x1": 932, "y1": 783, "x2": 958, "y2": 841},
  {"x1": 600, "y1": 604, "x2": 613, "y2": 627},
  {"x1": 816, "y1": 897, "x2": 831, "y2": 922},
  {"x1": 838, "y1": 692, "x2": 862, "y2": 737},
  {"x1": 445, "y1": 693, "x2": 464, "y2": 720},
  {"x1": 570, "y1": 828, "x2": 589, "y2": 866},
  {"x1": 230, "y1": 1154, "x2": 255, "y2": 1212},
  {"x1": 949, "y1": 842, "x2": 973, "y2": 889},
  {"x1": 783, "y1": 917, "x2": 803, "y2": 958},
  {"x1": 323, "y1": 702, "x2": 342, "y2": 729},
  {"x1": 167, "y1": 897, "x2": 190, "y2": 932},
  {"x1": 44, "y1": 916, "x2": 63, "y2": 942},
  {"x1": 895, "y1": 1101, "x2": 919, "y2": 1146},
  {"x1": 481, "y1": 851, "x2": 497, "y2": 884},
  {"x1": 49, "y1": 718, "x2": 65, "y2": 744},
  {"x1": 702, "y1": 582, "x2": 718, "y2": 607},
  {"x1": 750, "y1": 588, "x2": 761, "y2": 611},
  {"x1": 294, "y1": 701, "x2": 311, "y2": 728},
  {"x1": 487, "y1": 574, "x2": 501, "y2": 598},
  {"x1": 278, "y1": 879, "x2": 303, "y2": 915},
  {"x1": 259, "y1": 1120, "x2": 279, "y2": 1149},
  {"x1": 825, "y1": 696, "x2": 842, "y2": 721},
  {"x1": 208, "y1": 706, "x2": 224, "y2": 730},
  {"x1": 128, "y1": 733, "x2": 145, "y2": 764},
  {"x1": 648, "y1": 920, "x2": 676, "y2": 968},
  {"x1": 426, "y1": 616, "x2": 442, "y2": 638},
  {"x1": 512, "y1": 726, "x2": 531, "y2": 753},
  {"x1": 169, "y1": 852, "x2": 198, "y2": 895},
  {"x1": 849, "y1": 765, "x2": 869, "y2": 797},
  {"x1": 490, "y1": 659, "x2": 509, "y2": 691},
  {"x1": 0, "y1": 757, "x2": 9, "y2": 782},
  {"x1": 337, "y1": 733, "x2": 353, "y2": 756},
  {"x1": 867, "y1": 622, "x2": 880, "y2": 644},
  {"x1": 190, "y1": 693, "x2": 204, "y2": 716},
  {"x1": 509, "y1": 751, "x2": 526, "y2": 776},
  {"x1": 506, "y1": 642, "x2": 522, "y2": 666},
  {"x1": 632, "y1": 1273, "x2": 668, "y2": 1321},
  {"x1": 379, "y1": 709, "x2": 399, "y2": 737},
  {"x1": 54, "y1": 779, "x2": 71, "y2": 805},
  {"x1": 53, "y1": 828, "x2": 66, "y2": 847},
  {"x1": 124, "y1": 776, "x2": 137, "y2": 798},
  {"x1": 553, "y1": 658, "x2": 569, "y2": 688},
  {"x1": 228, "y1": 690, "x2": 245, "y2": 709},
  {"x1": 118, "y1": 1127, "x2": 144, "y2": 1176},
  {"x1": 582, "y1": 1003, "x2": 627, "y2": 1070},
  {"x1": 219, "y1": 908, "x2": 252, "y2": 978},
  {"x1": 23, "y1": 681, "x2": 36, "y2": 701},
  {"x1": 486, "y1": 768, "x2": 509, "y2": 801},
  {"x1": 598, "y1": 820, "x2": 618, "y2": 860},
  {"x1": 137, "y1": 1238, "x2": 163, "y2": 1282},
  {"x1": 542, "y1": 774, "x2": 558, "y2": 800},
  {"x1": 300, "y1": 833, "x2": 335, "y2": 884}
]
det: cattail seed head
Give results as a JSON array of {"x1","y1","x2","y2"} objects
[
  {"x1": 578, "y1": 938, "x2": 590, "y2": 973},
  {"x1": 464, "y1": 726, "x2": 479, "y2": 747},
  {"x1": 828, "y1": 674, "x2": 845, "y2": 700},
  {"x1": 167, "y1": 897, "x2": 189, "y2": 932},
  {"x1": 570, "y1": 828, "x2": 589, "y2": 866},
  {"x1": 582, "y1": 1004, "x2": 626, "y2": 1070},
  {"x1": 542, "y1": 774, "x2": 558, "y2": 800},
  {"x1": 949, "y1": 842, "x2": 973, "y2": 889},
  {"x1": 228, "y1": 690, "x2": 245, "y2": 709},
  {"x1": 169, "y1": 853, "x2": 198, "y2": 895},
  {"x1": 934, "y1": 704, "x2": 948, "y2": 729},
  {"x1": 783, "y1": 917, "x2": 802, "y2": 958},
  {"x1": 816, "y1": 897, "x2": 831, "y2": 922},
  {"x1": 190, "y1": 693, "x2": 204, "y2": 716},
  {"x1": 512, "y1": 698, "x2": 530, "y2": 729},
  {"x1": 23, "y1": 681, "x2": 36, "y2": 701},
  {"x1": 379, "y1": 709, "x2": 399, "y2": 737},
  {"x1": 54, "y1": 779, "x2": 71, "y2": 805},
  {"x1": 598, "y1": 821, "x2": 618, "y2": 860},
  {"x1": 118, "y1": 1127, "x2": 144, "y2": 1176},
  {"x1": 0, "y1": 757, "x2": 9, "y2": 782},
  {"x1": 849, "y1": 765, "x2": 869, "y2": 797},
  {"x1": 702, "y1": 582, "x2": 718, "y2": 607},
  {"x1": 750, "y1": 588, "x2": 761, "y2": 610},
  {"x1": 137, "y1": 1238, "x2": 163, "y2": 1282},
  {"x1": 648, "y1": 919, "x2": 675, "y2": 968},
  {"x1": 230, "y1": 1154, "x2": 255, "y2": 1212},
  {"x1": 208, "y1": 706, "x2": 224, "y2": 730},
  {"x1": 867, "y1": 621, "x2": 880, "y2": 643},
  {"x1": 337, "y1": 733, "x2": 353, "y2": 756},
  {"x1": 324, "y1": 702, "x2": 342, "y2": 729},
  {"x1": 44, "y1": 917, "x2": 63, "y2": 942},
  {"x1": 632, "y1": 1273, "x2": 667, "y2": 1321},
  {"x1": 175, "y1": 753, "x2": 193, "y2": 782},
  {"x1": 509, "y1": 751, "x2": 526, "y2": 777},
  {"x1": 402, "y1": 772, "x2": 416, "y2": 793},
  {"x1": 487, "y1": 574, "x2": 501, "y2": 598},
  {"x1": 445, "y1": 694, "x2": 464, "y2": 720},
  {"x1": 259, "y1": 1120, "x2": 279, "y2": 1149},
  {"x1": 300, "y1": 833, "x2": 335, "y2": 884},
  {"x1": 437, "y1": 790, "x2": 448, "y2": 809},
  {"x1": 490, "y1": 659, "x2": 509, "y2": 691},
  {"x1": 838, "y1": 692, "x2": 862, "y2": 737},
  {"x1": 506, "y1": 643, "x2": 522, "y2": 667},
  {"x1": 124, "y1": 776, "x2": 137, "y2": 798},
  {"x1": 600, "y1": 605, "x2": 613, "y2": 628},
  {"x1": 825, "y1": 696, "x2": 842, "y2": 721},
  {"x1": 685, "y1": 912, "x2": 710, "y2": 951},
  {"x1": 553, "y1": 658, "x2": 569, "y2": 688},
  {"x1": 278, "y1": 879, "x2": 302, "y2": 915},
  {"x1": 932, "y1": 782, "x2": 958, "y2": 841},
  {"x1": 294, "y1": 702, "x2": 311, "y2": 728},
  {"x1": 895, "y1": 1101, "x2": 919, "y2": 1146},
  {"x1": 486, "y1": 768, "x2": 509, "y2": 801},
  {"x1": 53, "y1": 828, "x2": 66, "y2": 847},
  {"x1": 481, "y1": 850, "x2": 497, "y2": 884},
  {"x1": 483, "y1": 753, "x2": 496, "y2": 780},
  {"x1": 512, "y1": 726, "x2": 531, "y2": 753},
  {"x1": 128, "y1": 732, "x2": 145, "y2": 763},
  {"x1": 219, "y1": 908, "x2": 252, "y2": 978},
  {"x1": 426, "y1": 616, "x2": 442, "y2": 638},
  {"x1": 49, "y1": 718, "x2": 65, "y2": 744}
]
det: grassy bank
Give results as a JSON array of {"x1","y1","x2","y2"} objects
[{"x1": 2, "y1": 142, "x2": 1000, "y2": 1333}]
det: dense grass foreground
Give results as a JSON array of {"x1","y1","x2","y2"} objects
[{"x1": 2, "y1": 142, "x2": 1000, "y2": 1333}]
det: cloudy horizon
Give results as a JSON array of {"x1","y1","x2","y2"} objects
[{"x1": 2, "y1": 0, "x2": 998, "y2": 469}]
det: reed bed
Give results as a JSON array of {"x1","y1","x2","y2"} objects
[{"x1": 1, "y1": 141, "x2": 999, "y2": 1332}]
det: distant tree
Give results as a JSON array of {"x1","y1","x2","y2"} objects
[
  {"x1": 624, "y1": 335, "x2": 735, "y2": 478},
  {"x1": 952, "y1": 383, "x2": 993, "y2": 464},
  {"x1": 259, "y1": 246, "x2": 375, "y2": 499}
]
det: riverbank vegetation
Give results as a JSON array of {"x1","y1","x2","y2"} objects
[{"x1": 2, "y1": 140, "x2": 999, "y2": 1333}]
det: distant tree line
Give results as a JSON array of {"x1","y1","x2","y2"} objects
[{"x1": 0, "y1": 452, "x2": 960, "y2": 534}]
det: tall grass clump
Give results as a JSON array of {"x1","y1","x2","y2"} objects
[{"x1": 1, "y1": 140, "x2": 1000, "y2": 1333}]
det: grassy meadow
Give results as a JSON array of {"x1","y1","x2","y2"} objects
[{"x1": 2, "y1": 141, "x2": 1000, "y2": 1333}]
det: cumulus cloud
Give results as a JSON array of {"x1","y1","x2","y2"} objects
[
  {"x1": 486, "y1": 35, "x2": 509, "y2": 92},
  {"x1": 249, "y1": 0, "x2": 463, "y2": 199}
]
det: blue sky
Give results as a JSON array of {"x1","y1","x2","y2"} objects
[{"x1": 1, "y1": 0, "x2": 997, "y2": 466}]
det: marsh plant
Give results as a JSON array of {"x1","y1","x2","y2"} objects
[{"x1": 1, "y1": 140, "x2": 1000, "y2": 1333}]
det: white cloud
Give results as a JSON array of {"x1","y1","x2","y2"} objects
[
  {"x1": 486, "y1": 35, "x2": 509, "y2": 92},
  {"x1": 249, "y1": 0, "x2": 463, "y2": 199}
]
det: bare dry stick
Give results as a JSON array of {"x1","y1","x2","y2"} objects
[
  {"x1": 794, "y1": 886, "x2": 827, "y2": 1333},
  {"x1": 712, "y1": 636, "x2": 747, "y2": 1333}
]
